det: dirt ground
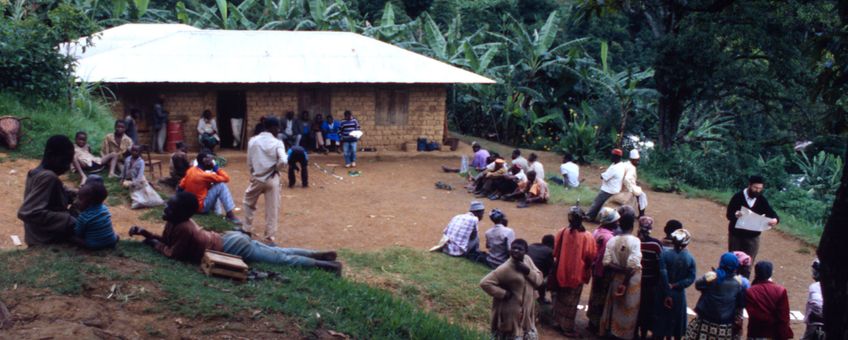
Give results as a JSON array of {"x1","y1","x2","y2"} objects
[{"x1": 0, "y1": 144, "x2": 818, "y2": 338}]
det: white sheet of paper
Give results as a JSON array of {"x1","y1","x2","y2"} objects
[
  {"x1": 10, "y1": 235, "x2": 22, "y2": 246},
  {"x1": 735, "y1": 207, "x2": 772, "y2": 232}
]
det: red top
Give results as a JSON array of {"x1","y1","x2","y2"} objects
[
  {"x1": 745, "y1": 280, "x2": 794, "y2": 340},
  {"x1": 179, "y1": 166, "x2": 230, "y2": 211},
  {"x1": 552, "y1": 227, "x2": 597, "y2": 288}
]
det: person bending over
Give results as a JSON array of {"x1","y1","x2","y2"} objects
[
  {"x1": 179, "y1": 152, "x2": 242, "y2": 225},
  {"x1": 130, "y1": 192, "x2": 342, "y2": 274}
]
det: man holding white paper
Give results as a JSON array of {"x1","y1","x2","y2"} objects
[{"x1": 726, "y1": 175, "x2": 779, "y2": 263}]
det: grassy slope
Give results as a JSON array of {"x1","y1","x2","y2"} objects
[{"x1": 0, "y1": 243, "x2": 486, "y2": 339}]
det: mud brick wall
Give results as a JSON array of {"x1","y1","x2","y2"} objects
[{"x1": 111, "y1": 84, "x2": 446, "y2": 151}]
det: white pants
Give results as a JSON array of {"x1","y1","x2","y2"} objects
[{"x1": 230, "y1": 118, "x2": 244, "y2": 146}]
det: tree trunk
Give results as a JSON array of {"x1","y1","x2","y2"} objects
[
  {"x1": 657, "y1": 93, "x2": 684, "y2": 149},
  {"x1": 818, "y1": 137, "x2": 848, "y2": 339}
]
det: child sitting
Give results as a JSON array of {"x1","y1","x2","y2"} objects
[
  {"x1": 159, "y1": 142, "x2": 190, "y2": 189},
  {"x1": 72, "y1": 177, "x2": 119, "y2": 249}
]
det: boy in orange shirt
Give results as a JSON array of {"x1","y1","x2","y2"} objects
[{"x1": 179, "y1": 152, "x2": 241, "y2": 225}]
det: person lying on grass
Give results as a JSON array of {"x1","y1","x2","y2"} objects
[
  {"x1": 179, "y1": 151, "x2": 242, "y2": 225},
  {"x1": 71, "y1": 176, "x2": 119, "y2": 250},
  {"x1": 18, "y1": 135, "x2": 77, "y2": 246},
  {"x1": 129, "y1": 192, "x2": 343, "y2": 275}
]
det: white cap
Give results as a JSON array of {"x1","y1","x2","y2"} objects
[{"x1": 630, "y1": 149, "x2": 640, "y2": 159}]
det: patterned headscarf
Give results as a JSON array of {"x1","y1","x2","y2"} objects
[
  {"x1": 670, "y1": 229, "x2": 691, "y2": 245},
  {"x1": 638, "y1": 216, "x2": 654, "y2": 231},
  {"x1": 733, "y1": 251, "x2": 752, "y2": 267}
]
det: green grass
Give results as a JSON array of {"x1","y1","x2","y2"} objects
[
  {"x1": 547, "y1": 181, "x2": 597, "y2": 206},
  {"x1": 342, "y1": 247, "x2": 492, "y2": 328},
  {"x1": 0, "y1": 243, "x2": 486, "y2": 339},
  {"x1": 641, "y1": 170, "x2": 821, "y2": 245},
  {"x1": 0, "y1": 92, "x2": 115, "y2": 159},
  {"x1": 139, "y1": 206, "x2": 236, "y2": 233}
]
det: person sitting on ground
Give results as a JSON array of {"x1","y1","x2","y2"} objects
[
  {"x1": 587, "y1": 207, "x2": 620, "y2": 332},
  {"x1": 495, "y1": 165, "x2": 529, "y2": 201},
  {"x1": 745, "y1": 261, "x2": 793, "y2": 340},
  {"x1": 72, "y1": 131, "x2": 118, "y2": 184},
  {"x1": 311, "y1": 113, "x2": 327, "y2": 153},
  {"x1": 733, "y1": 251, "x2": 753, "y2": 286},
  {"x1": 623, "y1": 149, "x2": 648, "y2": 216},
  {"x1": 599, "y1": 208, "x2": 643, "y2": 339},
  {"x1": 197, "y1": 109, "x2": 220, "y2": 152},
  {"x1": 686, "y1": 252, "x2": 746, "y2": 340},
  {"x1": 279, "y1": 111, "x2": 302, "y2": 148},
  {"x1": 471, "y1": 142, "x2": 490, "y2": 172},
  {"x1": 159, "y1": 142, "x2": 190, "y2": 189},
  {"x1": 528, "y1": 234, "x2": 555, "y2": 304},
  {"x1": 322, "y1": 114, "x2": 341, "y2": 153},
  {"x1": 804, "y1": 258, "x2": 824, "y2": 340},
  {"x1": 510, "y1": 149, "x2": 529, "y2": 173},
  {"x1": 18, "y1": 135, "x2": 77, "y2": 246},
  {"x1": 551, "y1": 206, "x2": 596, "y2": 337},
  {"x1": 475, "y1": 159, "x2": 507, "y2": 199},
  {"x1": 661, "y1": 219, "x2": 684, "y2": 249},
  {"x1": 101, "y1": 119, "x2": 134, "y2": 178},
  {"x1": 558, "y1": 153, "x2": 580, "y2": 188},
  {"x1": 466, "y1": 153, "x2": 500, "y2": 190},
  {"x1": 527, "y1": 153, "x2": 544, "y2": 178},
  {"x1": 71, "y1": 178, "x2": 118, "y2": 250},
  {"x1": 179, "y1": 151, "x2": 242, "y2": 225},
  {"x1": 484, "y1": 209, "x2": 515, "y2": 269},
  {"x1": 129, "y1": 192, "x2": 342, "y2": 274},
  {"x1": 123, "y1": 145, "x2": 164, "y2": 209},
  {"x1": 636, "y1": 216, "x2": 663, "y2": 340},
  {"x1": 517, "y1": 170, "x2": 549, "y2": 208},
  {"x1": 440, "y1": 201, "x2": 488, "y2": 264},
  {"x1": 586, "y1": 149, "x2": 626, "y2": 221},
  {"x1": 287, "y1": 145, "x2": 308, "y2": 188},
  {"x1": 654, "y1": 229, "x2": 696, "y2": 340},
  {"x1": 479, "y1": 239, "x2": 544, "y2": 340}
]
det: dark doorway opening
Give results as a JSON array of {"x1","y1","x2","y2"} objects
[{"x1": 217, "y1": 91, "x2": 247, "y2": 149}]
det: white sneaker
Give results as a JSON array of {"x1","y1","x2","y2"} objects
[
  {"x1": 351, "y1": 162, "x2": 356, "y2": 167},
  {"x1": 345, "y1": 164, "x2": 351, "y2": 168}
]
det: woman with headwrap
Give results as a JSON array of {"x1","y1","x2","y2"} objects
[
  {"x1": 17, "y1": 135, "x2": 78, "y2": 246},
  {"x1": 599, "y1": 208, "x2": 642, "y2": 339},
  {"x1": 587, "y1": 207, "x2": 619, "y2": 332},
  {"x1": 686, "y1": 252, "x2": 746, "y2": 340},
  {"x1": 550, "y1": 206, "x2": 596, "y2": 337},
  {"x1": 803, "y1": 258, "x2": 824, "y2": 340},
  {"x1": 653, "y1": 229, "x2": 696, "y2": 340},
  {"x1": 744, "y1": 261, "x2": 793, "y2": 339}
]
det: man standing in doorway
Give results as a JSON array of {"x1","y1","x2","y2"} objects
[
  {"x1": 152, "y1": 101, "x2": 168, "y2": 153},
  {"x1": 230, "y1": 109, "x2": 245, "y2": 148},
  {"x1": 726, "y1": 175, "x2": 779, "y2": 262},
  {"x1": 243, "y1": 117, "x2": 287, "y2": 245}
]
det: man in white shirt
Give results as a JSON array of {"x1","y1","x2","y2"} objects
[
  {"x1": 559, "y1": 153, "x2": 580, "y2": 188},
  {"x1": 243, "y1": 116, "x2": 288, "y2": 244},
  {"x1": 586, "y1": 149, "x2": 626, "y2": 221},
  {"x1": 622, "y1": 149, "x2": 648, "y2": 216},
  {"x1": 510, "y1": 149, "x2": 530, "y2": 173},
  {"x1": 528, "y1": 153, "x2": 544, "y2": 179}
]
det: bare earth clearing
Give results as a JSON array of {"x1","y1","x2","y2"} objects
[{"x1": 0, "y1": 144, "x2": 817, "y2": 338}]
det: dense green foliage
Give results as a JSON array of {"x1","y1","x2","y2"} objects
[{"x1": 0, "y1": 243, "x2": 487, "y2": 339}]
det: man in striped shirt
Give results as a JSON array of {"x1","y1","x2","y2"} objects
[{"x1": 340, "y1": 110, "x2": 361, "y2": 168}]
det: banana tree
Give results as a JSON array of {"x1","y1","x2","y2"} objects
[
  {"x1": 586, "y1": 41, "x2": 656, "y2": 147},
  {"x1": 361, "y1": 2, "x2": 417, "y2": 44}
]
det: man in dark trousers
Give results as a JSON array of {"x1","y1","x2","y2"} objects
[
  {"x1": 527, "y1": 234, "x2": 554, "y2": 304},
  {"x1": 287, "y1": 145, "x2": 308, "y2": 188},
  {"x1": 726, "y1": 175, "x2": 779, "y2": 262}
]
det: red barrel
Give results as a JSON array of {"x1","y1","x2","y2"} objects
[{"x1": 165, "y1": 120, "x2": 183, "y2": 152}]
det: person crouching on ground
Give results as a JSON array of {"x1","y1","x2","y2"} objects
[
  {"x1": 441, "y1": 201, "x2": 488, "y2": 264},
  {"x1": 551, "y1": 206, "x2": 596, "y2": 337},
  {"x1": 179, "y1": 151, "x2": 242, "y2": 225},
  {"x1": 517, "y1": 170, "x2": 549, "y2": 208},
  {"x1": 484, "y1": 209, "x2": 515, "y2": 269},
  {"x1": 71, "y1": 178, "x2": 118, "y2": 250},
  {"x1": 480, "y1": 239, "x2": 543, "y2": 340},
  {"x1": 18, "y1": 135, "x2": 77, "y2": 246},
  {"x1": 129, "y1": 192, "x2": 342, "y2": 275},
  {"x1": 287, "y1": 145, "x2": 308, "y2": 188}
]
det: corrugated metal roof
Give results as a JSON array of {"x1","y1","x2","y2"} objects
[{"x1": 71, "y1": 24, "x2": 495, "y2": 84}]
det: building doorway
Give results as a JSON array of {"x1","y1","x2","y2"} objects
[{"x1": 216, "y1": 91, "x2": 247, "y2": 149}]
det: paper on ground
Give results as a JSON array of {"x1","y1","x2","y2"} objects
[{"x1": 735, "y1": 207, "x2": 772, "y2": 232}]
